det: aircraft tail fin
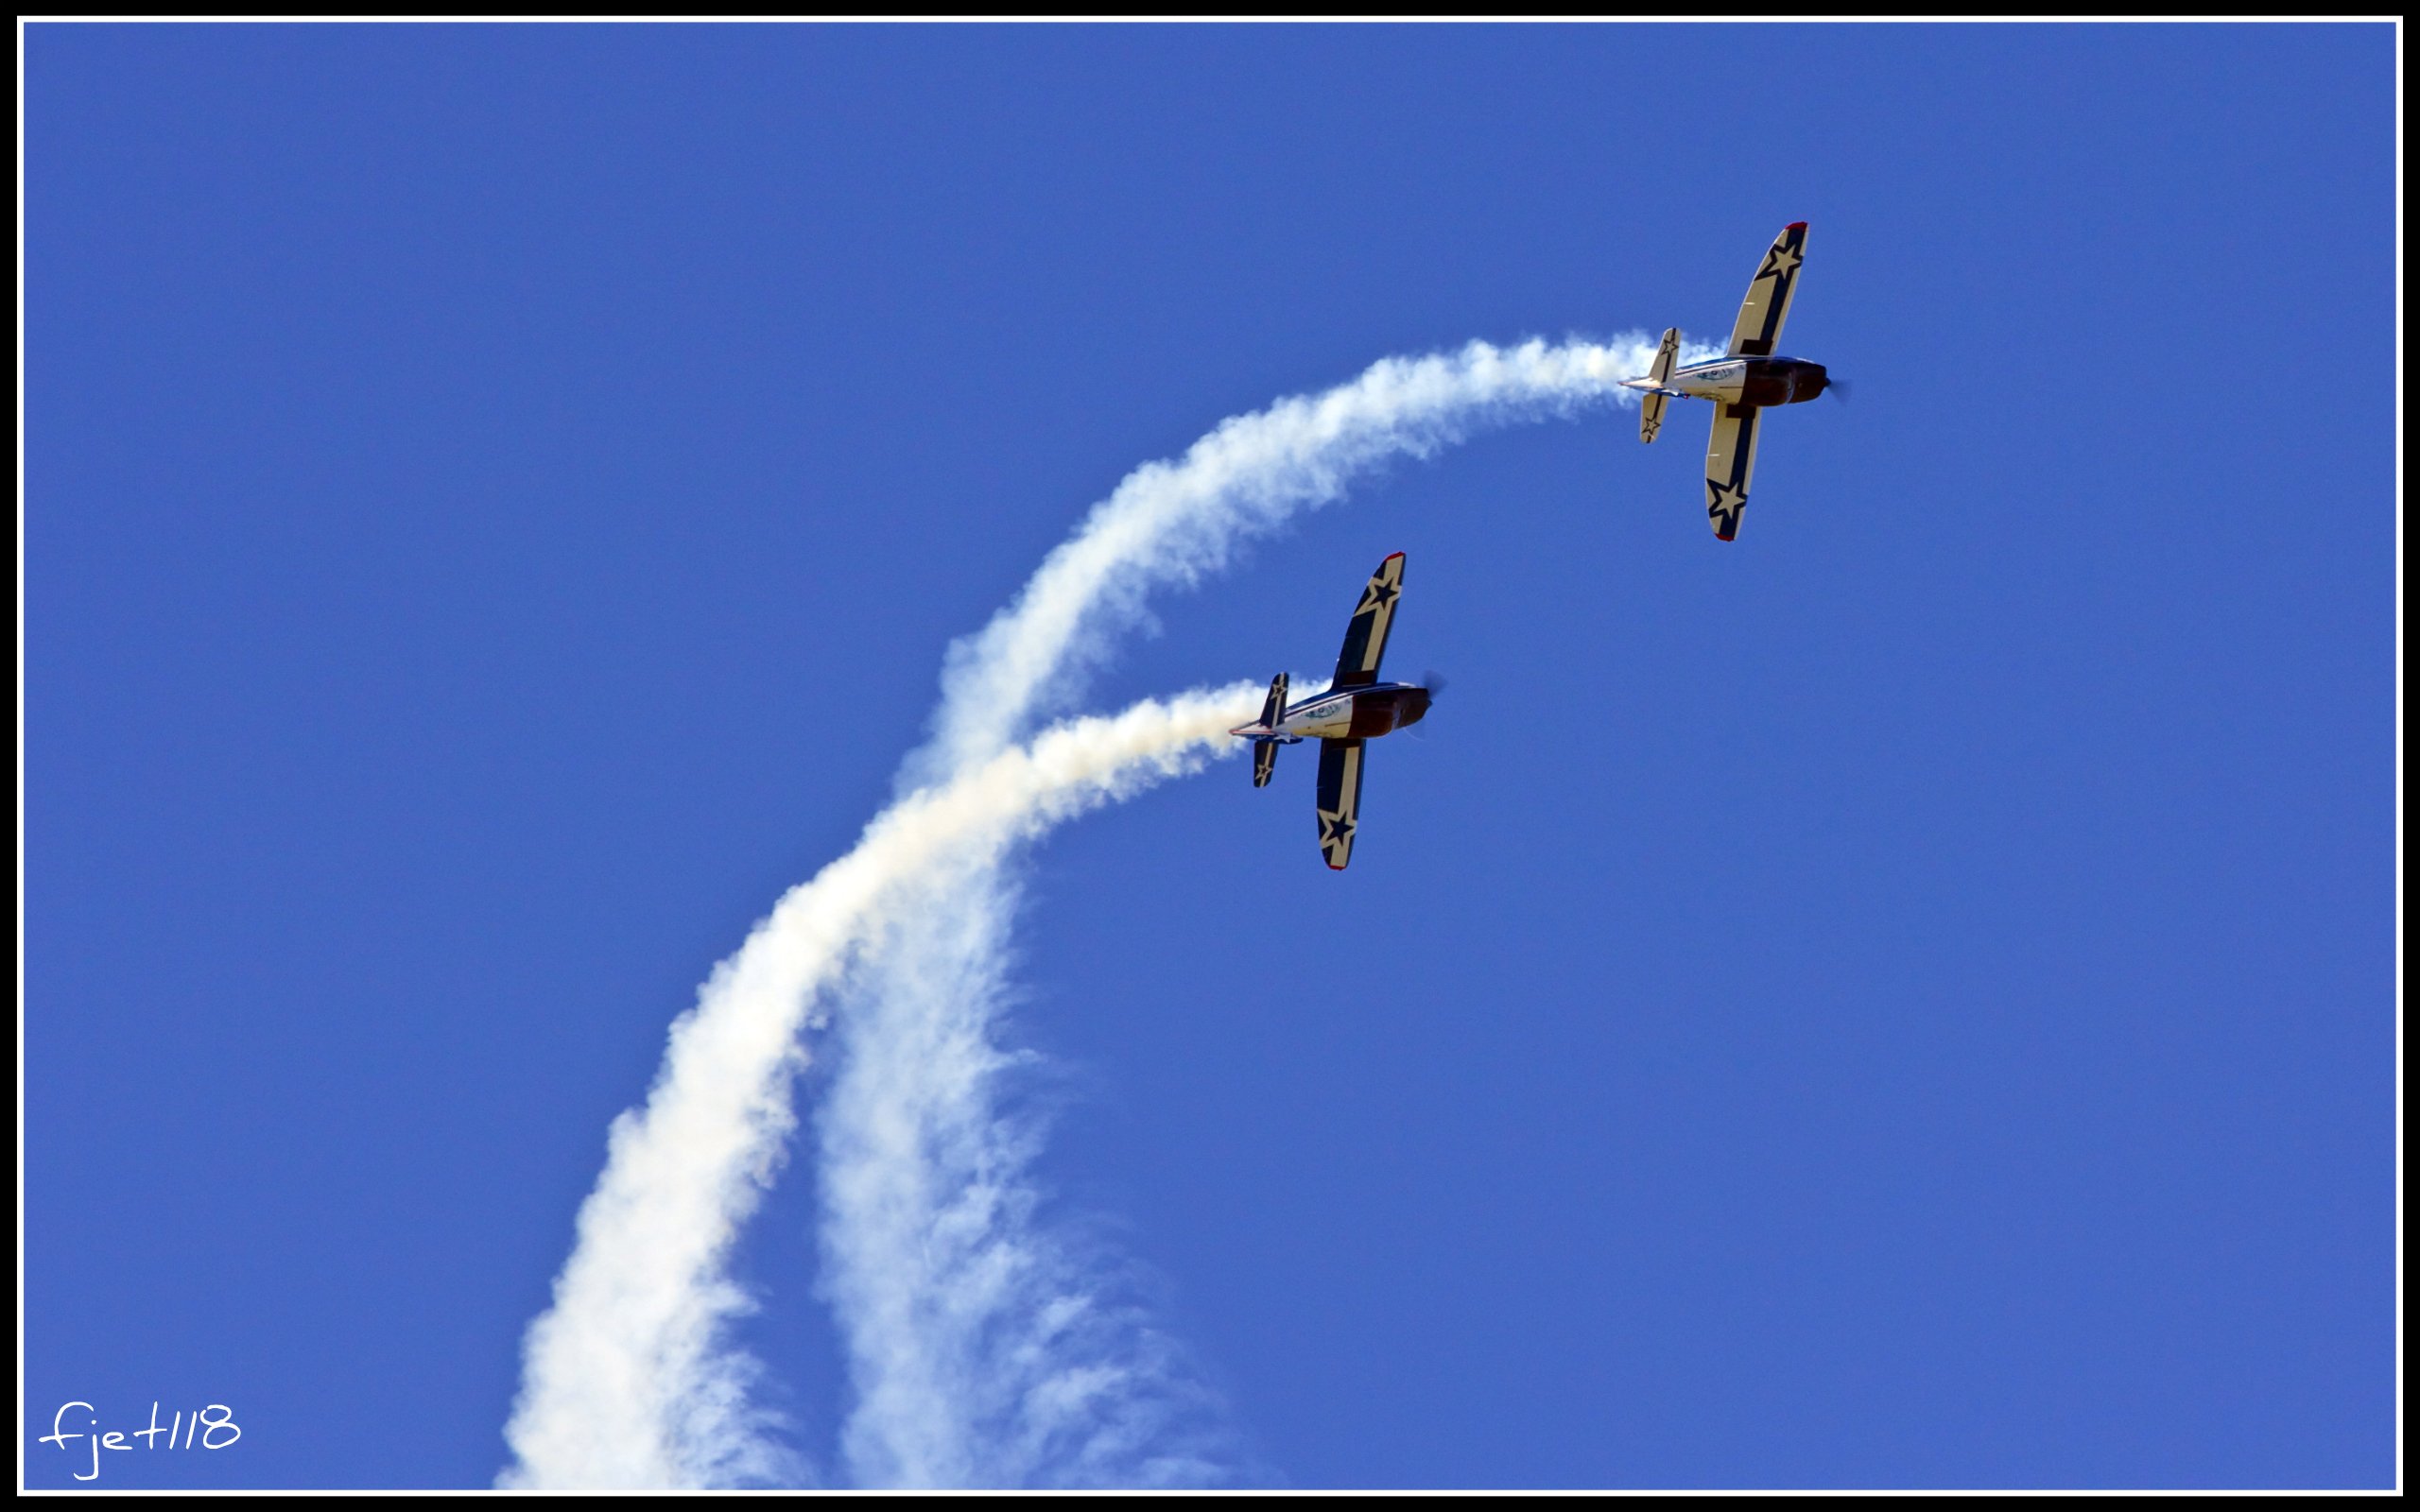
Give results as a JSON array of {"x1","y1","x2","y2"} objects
[
  {"x1": 1639, "y1": 327, "x2": 1679, "y2": 444},
  {"x1": 1252, "y1": 672, "x2": 1288, "y2": 787}
]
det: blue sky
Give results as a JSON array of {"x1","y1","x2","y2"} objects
[{"x1": 24, "y1": 22, "x2": 2395, "y2": 1490}]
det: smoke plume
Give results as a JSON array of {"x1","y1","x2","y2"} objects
[
  {"x1": 506, "y1": 334, "x2": 1685, "y2": 1486},
  {"x1": 501, "y1": 685, "x2": 1262, "y2": 1486},
  {"x1": 910, "y1": 334, "x2": 1682, "y2": 783}
]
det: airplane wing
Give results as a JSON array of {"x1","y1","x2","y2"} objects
[
  {"x1": 1726, "y1": 221, "x2": 1808, "y2": 358},
  {"x1": 1331, "y1": 551, "x2": 1406, "y2": 690},
  {"x1": 1315, "y1": 737, "x2": 1364, "y2": 870},
  {"x1": 1703, "y1": 403, "x2": 1762, "y2": 541}
]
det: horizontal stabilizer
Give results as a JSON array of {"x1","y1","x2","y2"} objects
[
  {"x1": 1640, "y1": 327, "x2": 1679, "y2": 444},
  {"x1": 1245, "y1": 672, "x2": 1288, "y2": 785},
  {"x1": 1257, "y1": 671, "x2": 1288, "y2": 730}
]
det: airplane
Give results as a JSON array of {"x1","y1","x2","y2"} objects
[
  {"x1": 1620, "y1": 221, "x2": 1838, "y2": 541},
  {"x1": 1227, "y1": 551, "x2": 1438, "y2": 870}
]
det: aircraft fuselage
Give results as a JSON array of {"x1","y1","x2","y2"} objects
[
  {"x1": 1243, "y1": 682, "x2": 1432, "y2": 743},
  {"x1": 1670, "y1": 355, "x2": 1830, "y2": 407}
]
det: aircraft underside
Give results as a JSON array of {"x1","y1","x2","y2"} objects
[
  {"x1": 1277, "y1": 683, "x2": 1430, "y2": 742},
  {"x1": 1618, "y1": 220, "x2": 1833, "y2": 542},
  {"x1": 1229, "y1": 552, "x2": 1433, "y2": 868}
]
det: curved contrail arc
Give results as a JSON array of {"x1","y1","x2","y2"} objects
[
  {"x1": 504, "y1": 334, "x2": 1678, "y2": 1487},
  {"x1": 501, "y1": 687, "x2": 1261, "y2": 1487},
  {"x1": 835, "y1": 335, "x2": 1676, "y2": 1485},
  {"x1": 912, "y1": 335, "x2": 1669, "y2": 787}
]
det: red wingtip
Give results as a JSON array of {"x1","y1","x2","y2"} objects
[
  {"x1": 1786, "y1": 221, "x2": 1807, "y2": 232},
  {"x1": 1381, "y1": 550, "x2": 1405, "y2": 562}
]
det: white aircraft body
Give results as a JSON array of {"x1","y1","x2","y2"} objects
[
  {"x1": 1228, "y1": 552, "x2": 1437, "y2": 870},
  {"x1": 1621, "y1": 221, "x2": 1835, "y2": 541}
]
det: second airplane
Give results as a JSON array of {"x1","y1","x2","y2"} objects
[{"x1": 1228, "y1": 551, "x2": 1437, "y2": 870}]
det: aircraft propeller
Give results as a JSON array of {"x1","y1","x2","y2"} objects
[{"x1": 1406, "y1": 672, "x2": 1447, "y2": 738}]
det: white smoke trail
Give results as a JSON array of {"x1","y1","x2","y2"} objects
[
  {"x1": 821, "y1": 334, "x2": 1703, "y2": 1486},
  {"x1": 909, "y1": 333, "x2": 1693, "y2": 786},
  {"x1": 506, "y1": 332, "x2": 1698, "y2": 1488},
  {"x1": 501, "y1": 683, "x2": 1261, "y2": 1488},
  {"x1": 816, "y1": 831, "x2": 1239, "y2": 1487}
]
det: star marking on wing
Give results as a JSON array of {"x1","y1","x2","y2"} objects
[
  {"x1": 1706, "y1": 477, "x2": 1746, "y2": 532},
  {"x1": 1760, "y1": 242, "x2": 1804, "y2": 282},
  {"x1": 1320, "y1": 809, "x2": 1356, "y2": 850},
  {"x1": 1357, "y1": 576, "x2": 1399, "y2": 615}
]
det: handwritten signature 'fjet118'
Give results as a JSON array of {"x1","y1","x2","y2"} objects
[
  {"x1": 1621, "y1": 220, "x2": 1842, "y2": 541},
  {"x1": 1227, "y1": 551, "x2": 1439, "y2": 870}
]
